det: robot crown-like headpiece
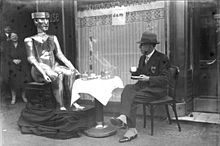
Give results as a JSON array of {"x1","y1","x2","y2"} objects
[{"x1": 31, "y1": 12, "x2": 50, "y2": 19}]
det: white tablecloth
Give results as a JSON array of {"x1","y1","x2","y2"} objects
[{"x1": 71, "y1": 76, "x2": 124, "y2": 106}]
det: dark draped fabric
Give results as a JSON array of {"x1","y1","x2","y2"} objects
[
  {"x1": 17, "y1": 83, "x2": 95, "y2": 139},
  {"x1": 18, "y1": 103, "x2": 95, "y2": 139}
]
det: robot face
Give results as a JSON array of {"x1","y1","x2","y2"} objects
[{"x1": 36, "y1": 18, "x2": 49, "y2": 32}]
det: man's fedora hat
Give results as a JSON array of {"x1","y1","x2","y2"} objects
[
  {"x1": 31, "y1": 12, "x2": 50, "y2": 19},
  {"x1": 137, "y1": 31, "x2": 160, "y2": 44}
]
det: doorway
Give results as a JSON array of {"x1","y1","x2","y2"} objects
[{"x1": 191, "y1": 1, "x2": 218, "y2": 113}]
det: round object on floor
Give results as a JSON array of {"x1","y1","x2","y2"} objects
[{"x1": 84, "y1": 123, "x2": 117, "y2": 138}]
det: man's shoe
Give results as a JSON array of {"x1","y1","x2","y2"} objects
[
  {"x1": 119, "y1": 134, "x2": 138, "y2": 143},
  {"x1": 60, "y1": 107, "x2": 67, "y2": 111},
  {"x1": 75, "y1": 105, "x2": 85, "y2": 111},
  {"x1": 72, "y1": 103, "x2": 85, "y2": 111},
  {"x1": 110, "y1": 117, "x2": 127, "y2": 129},
  {"x1": 110, "y1": 117, "x2": 123, "y2": 127}
]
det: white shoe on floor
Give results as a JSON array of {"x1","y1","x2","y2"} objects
[
  {"x1": 60, "y1": 107, "x2": 67, "y2": 111},
  {"x1": 73, "y1": 103, "x2": 85, "y2": 111}
]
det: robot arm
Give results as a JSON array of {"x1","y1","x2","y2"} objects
[{"x1": 53, "y1": 36, "x2": 79, "y2": 73}]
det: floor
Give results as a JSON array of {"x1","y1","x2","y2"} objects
[
  {"x1": 0, "y1": 95, "x2": 220, "y2": 146},
  {"x1": 177, "y1": 112, "x2": 220, "y2": 124}
]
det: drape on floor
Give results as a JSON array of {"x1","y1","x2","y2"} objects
[{"x1": 17, "y1": 98, "x2": 95, "y2": 139}]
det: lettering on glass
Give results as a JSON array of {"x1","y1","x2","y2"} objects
[{"x1": 112, "y1": 7, "x2": 126, "y2": 25}]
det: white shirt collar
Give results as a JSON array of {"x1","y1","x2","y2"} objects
[
  {"x1": 13, "y1": 42, "x2": 18, "y2": 48},
  {"x1": 146, "y1": 49, "x2": 155, "y2": 59}
]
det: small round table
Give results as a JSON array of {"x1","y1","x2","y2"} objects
[{"x1": 71, "y1": 76, "x2": 124, "y2": 138}]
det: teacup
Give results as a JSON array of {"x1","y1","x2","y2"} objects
[
  {"x1": 90, "y1": 73, "x2": 96, "y2": 77},
  {"x1": 130, "y1": 66, "x2": 137, "y2": 72}
]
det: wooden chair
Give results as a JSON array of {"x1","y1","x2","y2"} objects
[
  {"x1": 136, "y1": 65, "x2": 181, "y2": 135},
  {"x1": 25, "y1": 82, "x2": 56, "y2": 108}
]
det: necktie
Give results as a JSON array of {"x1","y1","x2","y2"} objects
[{"x1": 145, "y1": 56, "x2": 149, "y2": 64}]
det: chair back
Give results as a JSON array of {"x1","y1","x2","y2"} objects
[{"x1": 168, "y1": 66, "x2": 180, "y2": 100}]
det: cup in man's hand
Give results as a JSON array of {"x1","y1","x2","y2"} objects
[{"x1": 130, "y1": 66, "x2": 137, "y2": 73}]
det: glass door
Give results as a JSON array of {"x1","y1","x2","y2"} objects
[{"x1": 192, "y1": 1, "x2": 218, "y2": 113}]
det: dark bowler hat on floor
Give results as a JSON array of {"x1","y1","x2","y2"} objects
[
  {"x1": 137, "y1": 31, "x2": 160, "y2": 44},
  {"x1": 31, "y1": 12, "x2": 50, "y2": 19}
]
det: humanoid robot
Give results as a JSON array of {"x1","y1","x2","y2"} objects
[{"x1": 24, "y1": 12, "x2": 84, "y2": 110}]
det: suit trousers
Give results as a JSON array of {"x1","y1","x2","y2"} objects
[{"x1": 120, "y1": 84, "x2": 156, "y2": 128}]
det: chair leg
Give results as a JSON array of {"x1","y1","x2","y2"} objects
[
  {"x1": 171, "y1": 103, "x2": 181, "y2": 132},
  {"x1": 143, "y1": 104, "x2": 146, "y2": 128},
  {"x1": 165, "y1": 104, "x2": 172, "y2": 124},
  {"x1": 150, "y1": 104, "x2": 154, "y2": 136}
]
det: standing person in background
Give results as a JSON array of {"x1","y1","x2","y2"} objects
[
  {"x1": 24, "y1": 12, "x2": 84, "y2": 111},
  {"x1": 0, "y1": 25, "x2": 12, "y2": 42},
  {"x1": 7, "y1": 32, "x2": 28, "y2": 104},
  {"x1": 0, "y1": 25, "x2": 12, "y2": 98}
]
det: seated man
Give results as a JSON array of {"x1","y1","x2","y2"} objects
[
  {"x1": 24, "y1": 12, "x2": 84, "y2": 110},
  {"x1": 110, "y1": 31, "x2": 170, "y2": 143}
]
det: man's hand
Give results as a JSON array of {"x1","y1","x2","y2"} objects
[
  {"x1": 43, "y1": 74, "x2": 52, "y2": 83},
  {"x1": 138, "y1": 74, "x2": 149, "y2": 81},
  {"x1": 70, "y1": 68, "x2": 81, "y2": 75},
  {"x1": 74, "y1": 69, "x2": 81, "y2": 75},
  {"x1": 13, "y1": 59, "x2": 21, "y2": 64}
]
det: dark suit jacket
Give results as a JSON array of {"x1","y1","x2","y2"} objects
[{"x1": 131, "y1": 50, "x2": 170, "y2": 99}]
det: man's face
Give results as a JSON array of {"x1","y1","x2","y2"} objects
[
  {"x1": 36, "y1": 18, "x2": 49, "y2": 32},
  {"x1": 139, "y1": 43, "x2": 154, "y2": 55},
  {"x1": 10, "y1": 33, "x2": 18, "y2": 42},
  {"x1": 4, "y1": 26, "x2": 11, "y2": 34}
]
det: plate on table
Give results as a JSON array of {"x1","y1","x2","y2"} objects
[
  {"x1": 131, "y1": 76, "x2": 143, "y2": 80},
  {"x1": 86, "y1": 76, "x2": 99, "y2": 80},
  {"x1": 101, "y1": 75, "x2": 114, "y2": 80}
]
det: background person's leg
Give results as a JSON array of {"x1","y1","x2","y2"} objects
[
  {"x1": 21, "y1": 88, "x2": 27, "y2": 103},
  {"x1": 10, "y1": 88, "x2": 16, "y2": 104}
]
